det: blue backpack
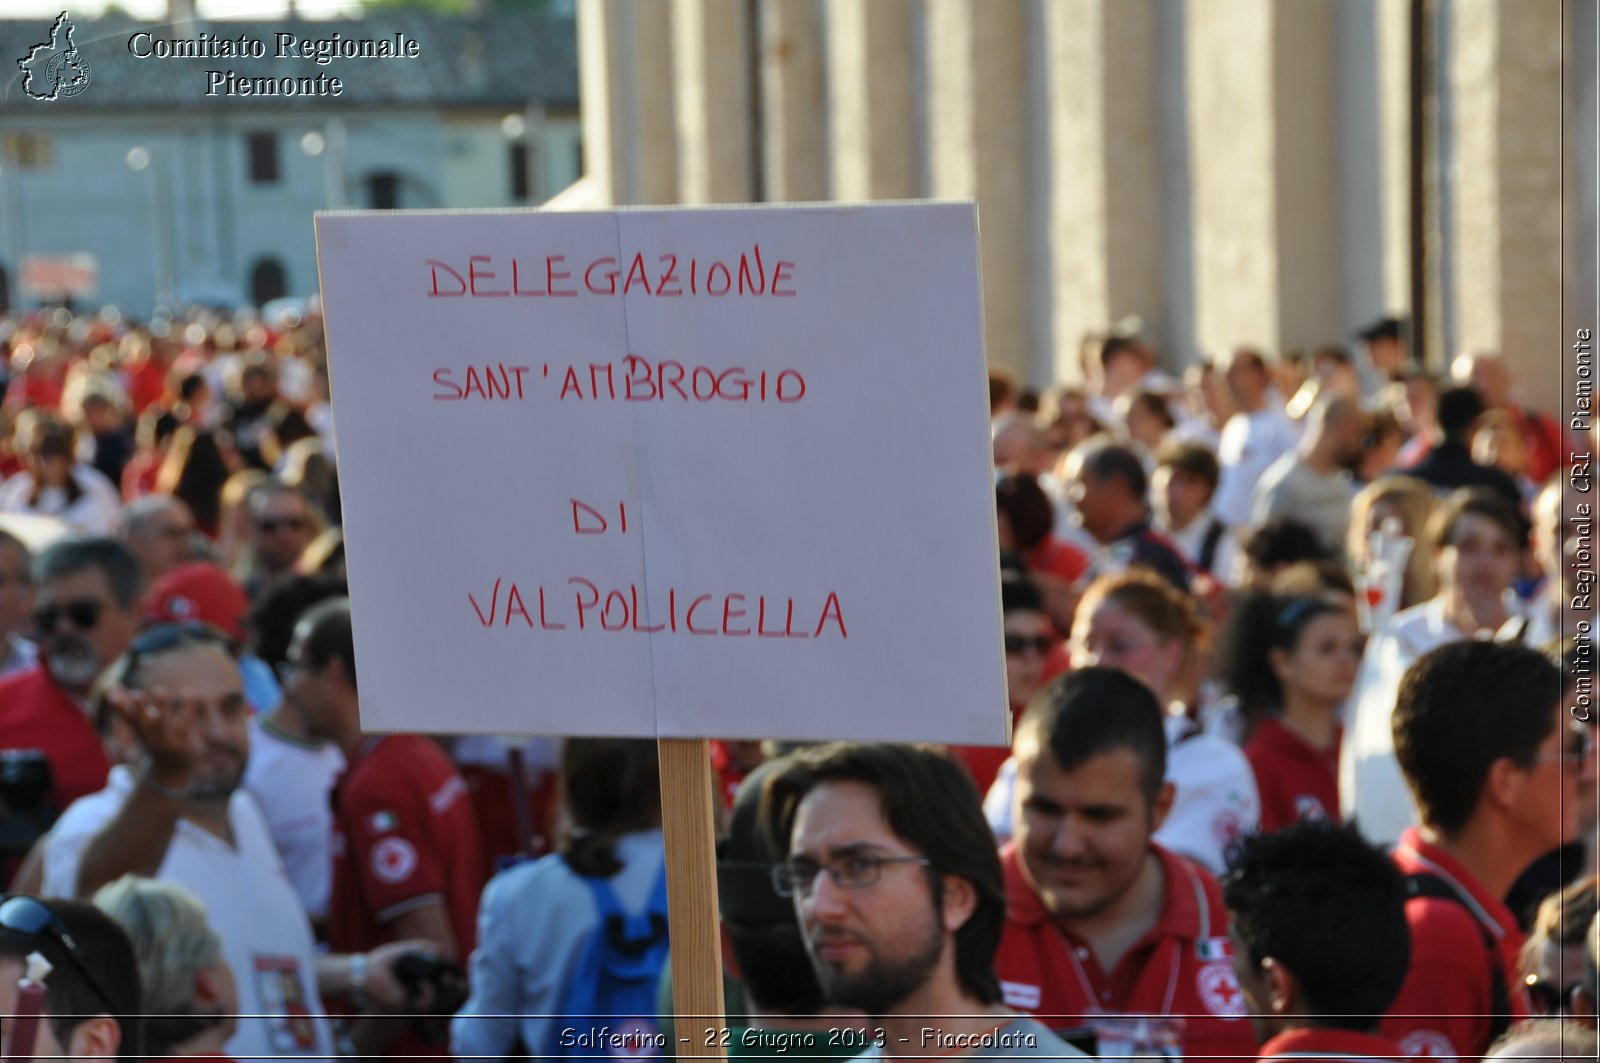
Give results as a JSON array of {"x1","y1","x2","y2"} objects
[{"x1": 548, "y1": 863, "x2": 672, "y2": 1059}]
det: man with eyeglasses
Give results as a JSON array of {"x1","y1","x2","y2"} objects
[
  {"x1": 759, "y1": 742, "x2": 1082, "y2": 1059},
  {"x1": 0, "y1": 895, "x2": 141, "y2": 1062},
  {"x1": 243, "y1": 484, "x2": 320, "y2": 598},
  {"x1": 993, "y1": 667, "x2": 1258, "y2": 1062},
  {"x1": 0, "y1": 537, "x2": 140, "y2": 821},
  {"x1": 1382, "y1": 640, "x2": 1580, "y2": 1060},
  {"x1": 37, "y1": 623, "x2": 419, "y2": 1063}
]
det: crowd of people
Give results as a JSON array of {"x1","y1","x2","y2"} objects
[{"x1": 0, "y1": 302, "x2": 1596, "y2": 1063}]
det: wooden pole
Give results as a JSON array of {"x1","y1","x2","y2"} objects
[{"x1": 658, "y1": 738, "x2": 728, "y2": 1059}]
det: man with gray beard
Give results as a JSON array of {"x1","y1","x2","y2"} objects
[
  {"x1": 0, "y1": 537, "x2": 139, "y2": 818},
  {"x1": 760, "y1": 743, "x2": 1082, "y2": 1060}
]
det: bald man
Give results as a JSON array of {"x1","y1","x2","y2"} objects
[{"x1": 1250, "y1": 396, "x2": 1366, "y2": 560}]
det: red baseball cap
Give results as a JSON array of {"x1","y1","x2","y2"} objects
[{"x1": 141, "y1": 561, "x2": 249, "y2": 640}]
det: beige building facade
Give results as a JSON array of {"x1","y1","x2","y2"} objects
[{"x1": 576, "y1": 0, "x2": 1591, "y2": 416}]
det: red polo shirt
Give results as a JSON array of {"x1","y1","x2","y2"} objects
[
  {"x1": 1259, "y1": 1027, "x2": 1404, "y2": 1063},
  {"x1": 0, "y1": 665, "x2": 111, "y2": 813},
  {"x1": 328, "y1": 736, "x2": 487, "y2": 958},
  {"x1": 1245, "y1": 719, "x2": 1340, "y2": 832},
  {"x1": 1382, "y1": 828, "x2": 1529, "y2": 1061},
  {"x1": 993, "y1": 841, "x2": 1260, "y2": 1063}
]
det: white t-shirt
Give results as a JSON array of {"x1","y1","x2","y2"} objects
[
  {"x1": 0, "y1": 466, "x2": 123, "y2": 536},
  {"x1": 1212, "y1": 406, "x2": 1300, "y2": 529},
  {"x1": 43, "y1": 767, "x2": 336, "y2": 1062},
  {"x1": 243, "y1": 716, "x2": 346, "y2": 921}
]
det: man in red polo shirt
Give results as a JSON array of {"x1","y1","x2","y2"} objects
[
  {"x1": 1382, "y1": 641, "x2": 1574, "y2": 1061},
  {"x1": 995, "y1": 667, "x2": 1259, "y2": 1061},
  {"x1": 282, "y1": 598, "x2": 485, "y2": 1051},
  {"x1": 0, "y1": 537, "x2": 138, "y2": 818},
  {"x1": 1221, "y1": 820, "x2": 1408, "y2": 1063}
]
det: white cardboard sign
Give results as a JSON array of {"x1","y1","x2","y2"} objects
[{"x1": 315, "y1": 203, "x2": 1006, "y2": 743}]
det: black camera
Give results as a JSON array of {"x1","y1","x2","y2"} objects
[{"x1": 393, "y1": 951, "x2": 469, "y2": 1045}]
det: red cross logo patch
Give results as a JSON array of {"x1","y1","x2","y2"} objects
[
  {"x1": 370, "y1": 836, "x2": 418, "y2": 885},
  {"x1": 1196, "y1": 961, "x2": 1247, "y2": 1017}
]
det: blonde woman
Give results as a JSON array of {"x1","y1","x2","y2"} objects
[{"x1": 94, "y1": 876, "x2": 241, "y2": 1060}]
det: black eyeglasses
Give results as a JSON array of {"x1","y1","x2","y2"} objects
[
  {"x1": 0, "y1": 895, "x2": 121, "y2": 1016},
  {"x1": 1532, "y1": 722, "x2": 1596, "y2": 768},
  {"x1": 772, "y1": 852, "x2": 933, "y2": 898},
  {"x1": 1004, "y1": 634, "x2": 1055, "y2": 657},
  {"x1": 31, "y1": 598, "x2": 104, "y2": 634},
  {"x1": 1524, "y1": 973, "x2": 1587, "y2": 1016}
]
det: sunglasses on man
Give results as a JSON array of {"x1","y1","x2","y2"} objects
[{"x1": 31, "y1": 599, "x2": 103, "y2": 634}]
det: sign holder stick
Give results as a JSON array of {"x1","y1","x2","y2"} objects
[{"x1": 658, "y1": 738, "x2": 728, "y2": 1059}]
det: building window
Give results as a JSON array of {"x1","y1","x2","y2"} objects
[
  {"x1": 0, "y1": 264, "x2": 10, "y2": 315},
  {"x1": 246, "y1": 132, "x2": 279, "y2": 184},
  {"x1": 509, "y1": 142, "x2": 530, "y2": 202},
  {"x1": 366, "y1": 172, "x2": 400, "y2": 209},
  {"x1": 249, "y1": 257, "x2": 288, "y2": 307}
]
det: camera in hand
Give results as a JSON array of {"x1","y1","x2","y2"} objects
[{"x1": 394, "y1": 951, "x2": 469, "y2": 1045}]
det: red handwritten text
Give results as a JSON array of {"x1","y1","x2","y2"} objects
[
  {"x1": 467, "y1": 578, "x2": 847, "y2": 640},
  {"x1": 426, "y1": 246, "x2": 797, "y2": 299}
]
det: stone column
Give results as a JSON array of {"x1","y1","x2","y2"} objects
[
  {"x1": 1187, "y1": 0, "x2": 1341, "y2": 356},
  {"x1": 825, "y1": 0, "x2": 918, "y2": 201},
  {"x1": 672, "y1": 0, "x2": 753, "y2": 204},
  {"x1": 577, "y1": 0, "x2": 679, "y2": 205},
  {"x1": 758, "y1": 0, "x2": 827, "y2": 203},
  {"x1": 1446, "y1": 0, "x2": 1563, "y2": 413},
  {"x1": 1041, "y1": 0, "x2": 1162, "y2": 382},
  {"x1": 926, "y1": 0, "x2": 1033, "y2": 379}
]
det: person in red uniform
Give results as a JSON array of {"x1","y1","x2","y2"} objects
[
  {"x1": 994, "y1": 667, "x2": 1259, "y2": 1061},
  {"x1": 1382, "y1": 640, "x2": 1578, "y2": 1060},
  {"x1": 1235, "y1": 595, "x2": 1361, "y2": 830},
  {"x1": 0, "y1": 538, "x2": 139, "y2": 819},
  {"x1": 281, "y1": 598, "x2": 486, "y2": 1054},
  {"x1": 1221, "y1": 820, "x2": 1409, "y2": 1063}
]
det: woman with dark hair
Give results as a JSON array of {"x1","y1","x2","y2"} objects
[
  {"x1": 452, "y1": 738, "x2": 666, "y2": 1059},
  {"x1": 0, "y1": 411, "x2": 122, "y2": 534},
  {"x1": 155, "y1": 427, "x2": 240, "y2": 539},
  {"x1": 994, "y1": 473, "x2": 1087, "y2": 634},
  {"x1": 1341, "y1": 487, "x2": 1530, "y2": 845},
  {"x1": 1216, "y1": 593, "x2": 1361, "y2": 831}
]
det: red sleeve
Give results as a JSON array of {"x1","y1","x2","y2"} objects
[
  {"x1": 1382, "y1": 910, "x2": 1495, "y2": 1061},
  {"x1": 342, "y1": 771, "x2": 446, "y2": 922}
]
